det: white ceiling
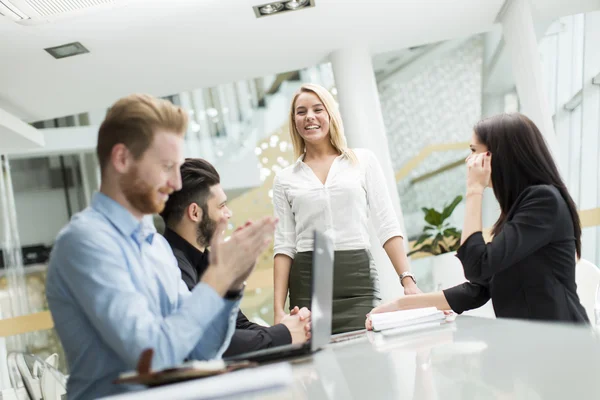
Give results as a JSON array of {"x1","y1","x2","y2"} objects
[
  {"x1": 0, "y1": 0, "x2": 505, "y2": 122},
  {"x1": 0, "y1": 0, "x2": 597, "y2": 123}
]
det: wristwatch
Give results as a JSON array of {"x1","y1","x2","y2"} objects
[
  {"x1": 399, "y1": 272, "x2": 417, "y2": 287},
  {"x1": 224, "y1": 281, "x2": 246, "y2": 301}
]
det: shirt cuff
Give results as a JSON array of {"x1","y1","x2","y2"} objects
[
  {"x1": 273, "y1": 248, "x2": 296, "y2": 260},
  {"x1": 442, "y1": 278, "x2": 491, "y2": 315},
  {"x1": 268, "y1": 323, "x2": 293, "y2": 347},
  {"x1": 187, "y1": 282, "x2": 228, "y2": 324},
  {"x1": 442, "y1": 285, "x2": 467, "y2": 314},
  {"x1": 378, "y1": 229, "x2": 404, "y2": 247}
]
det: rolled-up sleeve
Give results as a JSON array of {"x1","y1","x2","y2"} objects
[
  {"x1": 363, "y1": 149, "x2": 404, "y2": 246},
  {"x1": 273, "y1": 174, "x2": 297, "y2": 259},
  {"x1": 443, "y1": 280, "x2": 491, "y2": 314}
]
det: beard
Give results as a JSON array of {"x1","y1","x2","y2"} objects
[
  {"x1": 120, "y1": 167, "x2": 172, "y2": 215},
  {"x1": 196, "y1": 208, "x2": 217, "y2": 248}
]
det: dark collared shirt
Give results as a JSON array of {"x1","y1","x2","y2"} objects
[
  {"x1": 444, "y1": 185, "x2": 588, "y2": 323},
  {"x1": 163, "y1": 228, "x2": 292, "y2": 356}
]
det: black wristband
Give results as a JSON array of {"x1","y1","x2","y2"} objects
[{"x1": 224, "y1": 282, "x2": 246, "y2": 300}]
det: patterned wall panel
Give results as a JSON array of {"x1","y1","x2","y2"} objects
[{"x1": 378, "y1": 36, "x2": 483, "y2": 238}]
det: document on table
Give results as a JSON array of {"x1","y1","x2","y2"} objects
[{"x1": 370, "y1": 307, "x2": 446, "y2": 331}]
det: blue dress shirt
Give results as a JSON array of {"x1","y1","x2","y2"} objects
[{"x1": 46, "y1": 192, "x2": 239, "y2": 400}]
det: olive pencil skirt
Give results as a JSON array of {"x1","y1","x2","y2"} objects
[{"x1": 288, "y1": 249, "x2": 381, "y2": 334}]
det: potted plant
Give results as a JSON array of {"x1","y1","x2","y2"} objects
[
  {"x1": 407, "y1": 195, "x2": 463, "y2": 257},
  {"x1": 408, "y1": 195, "x2": 466, "y2": 293}
]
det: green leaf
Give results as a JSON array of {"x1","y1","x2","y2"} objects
[
  {"x1": 424, "y1": 208, "x2": 443, "y2": 226},
  {"x1": 423, "y1": 226, "x2": 435, "y2": 231},
  {"x1": 415, "y1": 233, "x2": 432, "y2": 246},
  {"x1": 429, "y1": 233, "x2": 444, "y2": 255},
  {"x1": 443, "y1": 228, "x2": 461, "y2": 239},
  {"x1": 406, "y1": 248, "x2": 420, "y2": 257},
  {"x1": 407, "y1": 244, "x2": 437, "y2": 257},
  {"x1": 449, "y1": 240, "x2": 462, "y2": 252},
  {"x1": 438, "y1": 243, "x2": 449, "y2": 253},
  {"x1": 441, "y1": 195, "x2": 463, "y2": 222}
]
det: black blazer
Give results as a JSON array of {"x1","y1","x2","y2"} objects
[
  {"x1": 443, "y1": 185, "x2": 589, "y2": 324},
  {"x1": 163, "y1": 229, "x2": 292, "y2": 357}
]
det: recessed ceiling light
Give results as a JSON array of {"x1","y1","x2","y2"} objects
[
  {"x1": 44, "y1": 42, "x2": 89, "y2": 59},
  {"x1": 259, "y1": 2, "x2": 283, "y2": 15},
  {"x1": 254, "y1": 0, "x2": 315, "y2": 18},
  {"x1": 285, "y1": 0, "x2": 308, "y2": 10}
]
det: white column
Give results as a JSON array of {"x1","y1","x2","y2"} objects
[
  {"x1": 235, "y1": 81, "x2": 252, "y2": 123},
  {"x1": 178, "y1": 91, "x2": 202, "y2": 159},
  {"x1": 0, "y1": 156, "x2": 29, "y2": 353},
  {"x1": 216, "y1": 84, "x2": 233, "y2": 139},
  {"x1": 78, "y1": 153, "x2": 91, "y2": 206},
  {"x1": 329, "y1": 46, "x2": 405, "y2": 301},
  {"x1": 499, "y1": 0, "x2": 559, "y2": 160},
  {"x1": 189, "y1": 89, "x2": 216, "y2": 162},
  {"x1": 580, "y1": 11, "x2": 600, "y2": 264},
  {"x1": 224, "y1": 83, "x2": 241, "y2": 125}
]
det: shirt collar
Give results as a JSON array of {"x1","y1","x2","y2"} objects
[
  {"x1": 91, "y1": 192, "x2": 156, "y2": 244},
  {"x1": 294, "y1": 152, "x2": 345, "y2": 166},
  {"x1": 294, "y1": 153, "x2": 306, "y2": 165},
  {"x1": 163, "y1": 228, "x2": 209, "y2": 272}
]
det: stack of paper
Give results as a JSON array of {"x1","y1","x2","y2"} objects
[{"x1": 370, "y1": 307, "x2": 445, "y2": 331}]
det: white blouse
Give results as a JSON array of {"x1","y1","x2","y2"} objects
[{"x1": 273, "y1": 148, "x2": 403, "y2": 259}]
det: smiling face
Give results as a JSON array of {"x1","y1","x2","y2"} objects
[
  {"x1": 195, "y1": 183, "x2": 232, "y2": 247},
  {"x1": 293, "y1": 91, "x2": 331, "y2": 146},
  {"x1": 119, "y1": 131, "x2": 184, "y2": 215}
]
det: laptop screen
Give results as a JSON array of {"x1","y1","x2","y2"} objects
[{"x1": 309, "y1": 230, "x2": 334, "y2": 351}]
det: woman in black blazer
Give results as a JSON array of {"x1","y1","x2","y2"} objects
[{"x1": 367, "y1": 113, "x2": 589, "y2": 325}]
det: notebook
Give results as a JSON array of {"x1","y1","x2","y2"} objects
[
  {"x1": 114, "y1": 359, "x2": 254, "y2": 387},
  {"x1": 104, "y1": 363, "x2": 293, "y2": 400},
  {"x1": 370, "y1": 307, "x2": 446, "y2": 332},
  {"x1": 113, "y1": 348, "x2": 254, "y2": 387}
]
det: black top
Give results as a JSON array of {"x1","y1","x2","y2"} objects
[
  {"x1": 443, "y1": 185, "x2": 589, "y2": 324},
  {"x1": 162, "y1": 228, "x2": 292, "y2": 356}
]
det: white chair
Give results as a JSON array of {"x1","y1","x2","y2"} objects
[
  {"x1": 575, "y1": 258, "x2": 600, "y2": 323},
  {"x1": 6, "y1": 353, "x2": 66, "y2": 400}
]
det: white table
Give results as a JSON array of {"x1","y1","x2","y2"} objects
[{"x1": 106, "y1": 316, "x2": 600, "y2": 400}]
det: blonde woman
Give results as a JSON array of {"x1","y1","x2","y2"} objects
[{"x1": 272, "y1": 83, "x2": 420, "y2": 334}]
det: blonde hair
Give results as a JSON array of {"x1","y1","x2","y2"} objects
[
  {"x1": 97, "y1": 93, "x2": 188, "y2": 171},
  {"x1": 288, "y1": 83, "x2": 356, "y2": 163}
]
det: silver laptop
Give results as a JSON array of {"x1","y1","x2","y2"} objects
[{"x1": 224, "y1": 230, "x2": 334, "y2": 363}]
